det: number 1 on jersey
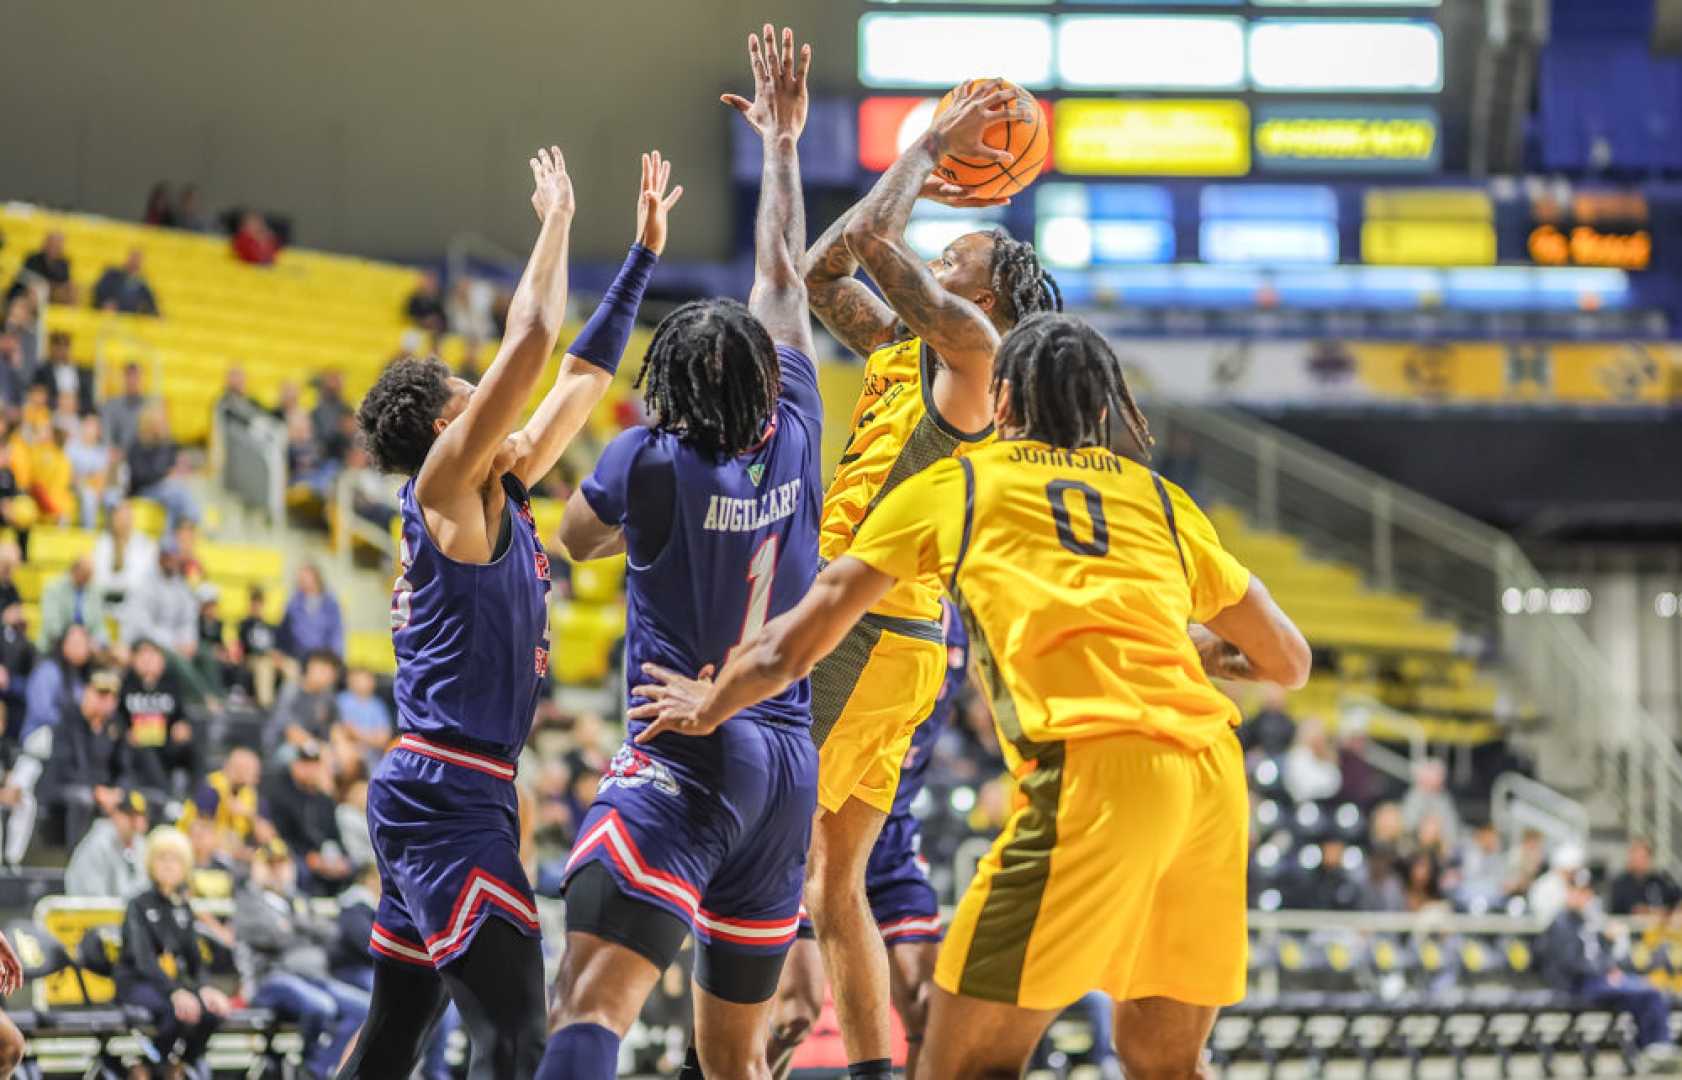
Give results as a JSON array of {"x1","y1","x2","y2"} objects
[{"x1": 727, "y1": 535, "x2": 780, "y2": 664}]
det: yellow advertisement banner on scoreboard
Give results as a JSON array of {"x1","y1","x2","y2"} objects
[
  {"x1": 1349, "y1": 342, "x2": 1676, "y2": 405},
  {"x1": 1053, "y1": 99, "x2": 1250, "y2": 176},
  {"x1": 1362, "y1": 221, "x2": 1497, "y2": 266}
]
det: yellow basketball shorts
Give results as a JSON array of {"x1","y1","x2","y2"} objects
[
  {"x1": 809, "y1": 613, "x2": 947, "y2": 816},
  {"x1": 936, "y1": 730, "x2": 1249, "y2": 1011}
]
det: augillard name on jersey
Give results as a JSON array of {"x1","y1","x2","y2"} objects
[{"x1": 700, "y1": 477, "x2": 803, "y2": 534}]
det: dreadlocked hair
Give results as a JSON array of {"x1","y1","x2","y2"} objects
[
  {"x1": 356, "y1": 356, "x2": 454, "y2": 475},
  {"x1": 635, "y1": 298, "x2": 780, "y2": 459},
  {"x1": 992, "y1": 313, "x2": 1153, "y2": 458},
  {"x1": 987, "y1": 228, "x2": 1063, "y2": 327}
]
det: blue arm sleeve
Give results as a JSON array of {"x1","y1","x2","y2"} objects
[{"x1": 565, "y1": 244, "x2": 657, "y2": 376}]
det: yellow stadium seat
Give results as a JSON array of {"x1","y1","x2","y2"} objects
[
  {"x1": 347, "y1": 630, "x2": 397, "y2": 675},
  {"x1": 572, "y1": 556, "x2": 626, "y2": 605}
]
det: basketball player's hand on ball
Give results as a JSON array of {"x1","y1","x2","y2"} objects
[
  {"x1": 919, "y1": 174, "x2": 1012, "y2": 209},
  {"x1": 721, "y1": 23, "x2": 811, "y2": 140},
  {"x1": 929, "y1": 80, "x2": 1023, "y2": 167},
  {"x1": 528, "y1": 145, "x2": 574, "y2": 222},
  {"x1": 628, "y1": 662, "x2": 719, "y2": 742},
  {"x1": 635, "y1": 150, "x2": 684, "y2": 257}
]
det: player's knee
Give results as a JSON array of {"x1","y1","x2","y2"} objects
[{"x1": 1115, "y1": 1033, "x2": 1204, "y2": 1080}]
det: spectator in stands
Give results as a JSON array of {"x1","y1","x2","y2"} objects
[
  {"x1": 179, "y1": 745, "x2": 264, "y2": 854},
  {"x1": 183, "y1": 813, "x2": 237, "y2": 900},
  {"x1": 32, "y1": 330, "x2": 94, "y2": 416},
  {"x1": 232, "y1": 211, "x2": 280, "y2": 266},
  {"x1": 1283, "y1": 717, "x2": 1342, "y2": 804},
  {"x1": 121, "y1": 551, "x2": 199, "y2": 658},
  {"x1": 447, "y1": 277, "x2": 495, "y2": 344},
  {"x1": 217, "y1": 364, "x2": 255, "y2": 415},
  {"x1": 46, "y1": 669, "x2": 127, "y2": 849},
  {"x1": 65, "y1": 413, "x2": 112, "y2": 528},
  {"x1": 261, "y1": 742, "x2": 351, "y2": 893},
  {"x1": 335, "y1": 778, "x2": 373, "y2": 872},
  {"x1": 1539, "y1": 868, "x2": 1681, "y2": 1073},
  {"x1": 236, "y1": 839, "x2": 371, "y2": 1076},
  {"x1": 1401, "y1": 758, "x2": 1461, "y2": 851},
  {"x1": 165, "y1": 519, "x2": 203, "y2": 582},
  {"x1": 406, "y1": 270, "x2": 447, "y2": 334},
  {"x1": 0, "y1": 541, "x2": 19, "y2": 613},
  {"x1": 341, "y1": 444, "x2": 400, "y2": 530},
  {"x1": 10, "y1": 386, "x2": 73, "y2": 523},
  {"x1": 267, "y1": 649, "x2": 343, "y2": 751},
  {"x1": 1608, "y1": 837, "x2": 1680, "y2": 916},
  {"x1": 126, "y1": 403, "x2": 201, "y2": 530},
  {"x1": 1507, "y1": 827, "x2": 1549, "y2": 899},
  {"x1": 1529, "y1": 844, "x2": 1587, "y2": 922},
  {"x1": 0, "y1": 333, "x2": 30, "y2": 414},
  {"x1": 1451, "y1": 821, "x2": 1511, "y2": 913},
  {"x1": 1, "y1": 643, "x2": 92, "y2": 867},
  {"x1": 0, "y1": 592, "x2": 34, "y2": 721},
  {"x1": 143, "y1": 183, "x2": 176, "y2": 227},
  {"x1": 195, "y1": 587, "x2": 236, "y2": 694},
  {"x1": 116, "y1": 826, "x2": 232, "y2": 1074},
  {"x1": 100, "y1": 362, "x2": 150, "y2": 453},
  {"x1": 312, "y1": 370, "x2": 353, "y2": 462},
  {"x1": 92, "y1": 500, "x2": 158, "y2": 608},
  {"x1": 1401, "y1": 851, "x2": 1446, "y2": 913},
  {"x1": 93, "y1": 248, "x2": 160, "y2": 316},
  {"x1": 335, "y1": 666, "x2": 391, "y2": 761},
  {"x1": 2, "y1": 295, "x2": 38, "y2": 375},
  {"x1": 9, "y1": 231, "x2": 75, "y2": 305},
  {"x1": 1300, "y1": 837, "x2": 1365, "y2": 911},
  {"x1": 23, "y1": 623, "x2": 91, "y2": 748},
  {"x1": 279, "y1": 563, "x2": 343, "y2": 661},
  {"x1": 118, "y1": 637, "x2": 200, "y2": 798},
  {"x1": 64, "y1": 787, "x2": 148, "y2": 896},
  {"x1": 238, "y1": 583, "x2": 282, "y2": 706},
  {"x1": 1240, "y1": 685, "x2": 1296, "y2": 759},
  {"x1": 175, "y1": 185, "x2": 210, "y2": 233}
]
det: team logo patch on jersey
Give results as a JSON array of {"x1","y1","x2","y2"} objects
[
  {"x1": 534, "y1": 549, "x2": 551, "y2": 582},
  {"x1": 747, "y1": 463, "x2": 766, "y2": 486},
  {"x1": 600, "y1": 745, "x2": 680, "y2": 797},
  {"x1": 535, "y1": 646, "x2": 549, "y2": 678}
]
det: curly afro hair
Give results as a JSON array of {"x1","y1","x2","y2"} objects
[{"x1": 356, "y1": 356, "x2": 454, "y2": 475}]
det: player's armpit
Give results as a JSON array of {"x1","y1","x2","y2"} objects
[
  {"x1": 1201, "y1": 576, "x2": 1311, "y2": 689},
  {"x1": 556, "y1": 485, "x2": 625, "y2": 562}
]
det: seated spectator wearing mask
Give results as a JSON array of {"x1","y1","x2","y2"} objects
[
  {"x1": 1608, "y1": 837, "x2": 1682, "y2": 917},
  {"x1": 235, "y1": 839, "x2": 370, "y2": 1077},
  {"x1": 64, "y1": 788, "x2": 149, "y2": 897},
  {"x1": 1539, "y1": 868, "x2": 1682, "y2": 1074},
  {"x1": 115, "y1": 827, "x2": 231, "y2": 1074}
]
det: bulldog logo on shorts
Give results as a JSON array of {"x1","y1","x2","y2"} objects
[{"x1": 600, "y1": 745, "x2": 680, "y2": 797}]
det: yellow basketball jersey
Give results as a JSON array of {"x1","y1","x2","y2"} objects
[
  {"x1": 819, "y1": 337, "x2": 991, "y2": 621},
  {"x1": 844, "y1": 438, "x2": 1252, "y2": 761}
]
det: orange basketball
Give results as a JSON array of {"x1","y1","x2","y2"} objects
[{"x1": 931, "y1": 79, "x2": 1047, "y2": 200}]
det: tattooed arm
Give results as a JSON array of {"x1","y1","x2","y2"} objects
[
  {"x1": 841, "y1": 82, "x2": 1021, "y2": 377},
  {"x1": 800, "y1": 206, "x2": 898, "y2": 360}
]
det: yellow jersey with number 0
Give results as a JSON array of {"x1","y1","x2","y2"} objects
[
  {"x1": 819, "y1": 337, "x2": 991, "y2": 621},
  {"x1": 844, "y1": 438, "x2": 1251, "y2": 758}
]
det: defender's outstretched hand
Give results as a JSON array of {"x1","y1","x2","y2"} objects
[
  {"x1": 721, "y1": 24, "x2": 811, "y2": 139},
  {"x1": 629, "y1": 663, "x2": 719, "y2": 742},
  {"x1": 635, "y1": 150, "x2": 683, "y2": 257},
  {"x1": 529, "y1": 145, "x2": 575, "y2": 221}
]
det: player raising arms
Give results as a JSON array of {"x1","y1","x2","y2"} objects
[
  {"x1": 538, "y1": 25, "x2": 822, "y2": 1080},
  {"x1": 336, "y1": 147, "x2": 679, "y2": 1079},
  {"x1": 635, "y1": 312, "x2": 1311, "y2": 1079},
  {"x1": 789, "y1": 81, "x2": 1061, "y2": 1079}
]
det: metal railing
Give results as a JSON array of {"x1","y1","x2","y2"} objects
[{"x1": 1152, "y1": 403, "x2": 1682, "y2": 866}]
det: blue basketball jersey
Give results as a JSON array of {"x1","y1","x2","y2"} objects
[
  {"x1": 583, "y1": 345, "x2": 823, "y2": 732},
  {"x1": 389, "y1": 474, "x2": 551, "y2": 758},
  {"x1": 888, "y1": 598, "x2": 969, "y2": 820}
]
